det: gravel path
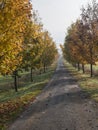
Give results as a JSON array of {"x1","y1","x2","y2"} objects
[{"x1": 8, "y1": 58, "x2": 98, "y2": 130}]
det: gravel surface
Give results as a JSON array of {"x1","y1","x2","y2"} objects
[{"x1": 8, "y1": 58, "x2": 98, "y2": 130}]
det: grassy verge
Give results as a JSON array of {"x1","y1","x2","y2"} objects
[
  {"x1": 0, "y1": 65, "x2": 56, "y2": 130},
  {"x1": 64, "y1": 60, "x2": 98, "y2": 102}
]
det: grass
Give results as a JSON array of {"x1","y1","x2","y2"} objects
[
  {"x1": 0, "y1": 70, "x2": 54, "y2": 103},
  {"x1": 0, "y1": 65, "x2": 56, "y2": 130},
  {"x1": 64, "y1": 60, "x2": 98, "y2": 102}
]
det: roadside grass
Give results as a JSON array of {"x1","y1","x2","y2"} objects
[
  {"x1": 0, "y1": 65, "x2": 56, "y2": 130},
  {"x1": 64, "y1": 60, "x2": 98, "y2": 102}
]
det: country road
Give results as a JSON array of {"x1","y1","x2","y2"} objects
[{"x1": 8, "y1": 58, "x2": 98, "y2": 130}]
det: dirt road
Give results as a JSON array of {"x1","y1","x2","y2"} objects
[{"x1": 8, "y1": 58, "x2": 98, "y2": 130}]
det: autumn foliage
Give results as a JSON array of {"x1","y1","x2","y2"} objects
[
  {"x1": 0, "y1": 0, "x2": 58, "y2": 91},
  {"x1": 62, "y1": 0, "x2": 98, "y2": 77},
  {"x1": 0, "y1": 94, "x2": 36, "y2": 128}
]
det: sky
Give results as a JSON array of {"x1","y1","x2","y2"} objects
[{"x1": 31, "y1": 0, "x2": 96, "y2": 48}]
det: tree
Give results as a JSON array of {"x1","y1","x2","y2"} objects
[
  {"x1": 81, "y1": 0, "x2": 98, "y2": 77},
  {"x1": 63, "y1": 0, "x2": 98, "y2": 77},
  {"x1": 63, "y1": 23, "x2": 85, "y2": 70},
  {"x1": 0, "y1": 0, "x2": 32, "y2": 91},
  {"x1": 41, "y1": 31, "x2": 57, "y2": 72},
  {"x1": 23, "y1": 21, "x2": 44, "y2": 81}
]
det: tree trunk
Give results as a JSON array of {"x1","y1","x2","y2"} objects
[
  {"x1": 75, "y1": 64, "x2": 77, "y2": 68},
  {"x1": 90, "y1": 63, "x2": 93, "y2": 77},
  {"x1": 31, "y1": 68, "x2": 33, "y2": 82},
  {"x1": 14, "y1": 71, "x2": 18, "y2": 92},
  {"x1": 77, "y1": 63, "x2": 80, "y2": 71},
  {"x1": 44, "y1": 63, "x2": 46, "y2": 73},
  {"x1": 82, "y1": 64, "x2": 85, "y2": 73},
  {"x1": 73, "y1": 63, "x2": 77, "y2": 68},
  {"x1": 72, "y1": 63, "x2": 74, "y2": 67},
  {"x1": 90, "y1": 47, "x2": 93, "y2": 77},
  {"x1": 39, "y1": 69, "x2": 41, "y2": 75}
]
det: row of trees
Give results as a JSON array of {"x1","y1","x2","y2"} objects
[
  {"x1": 62, "y1": 0, "x2": 98, "y2": 77},
  {"x1": 0, "y1": 0, "x2": 58, "y2": 91}
]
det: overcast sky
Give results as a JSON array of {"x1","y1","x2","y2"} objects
[{"x1": 31, "y1": 0, "x2": 97, "y2": 48}]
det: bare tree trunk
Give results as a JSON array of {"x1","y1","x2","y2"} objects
[
  {"x1": 78, "y1": 63, "x2": 80, "y2": 71},
  {"x1": 30, "y1": 68, "x2": 33, "y2": 82},
  {"x1": 82, "y1": 64, "x2": 85, "y2": 73},
  {"x1": 14, "y1": 70, "x2": 18, "y2": 92},
  {"x1": 75, "y1": 63, "x2": 77, "y2": 68},
  {"x1": 44, "y1": 63, "x2": 46, "y2": 73},
  {"x1": 90, "y1": 64, "x2": 93, "y2": 77},
  {"x1": 90, "y1": 47, "x2": 93, "y2": 77}
]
